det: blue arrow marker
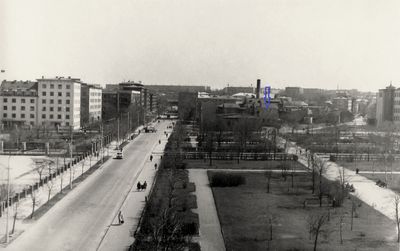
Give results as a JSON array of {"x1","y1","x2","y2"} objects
[{"x1": 264, "y1": 85, "x2": 271, "y2": 110}]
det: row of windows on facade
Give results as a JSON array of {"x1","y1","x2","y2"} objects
[
  {"x1": 3, "y1": 98, "x2": 35, "y2": 103},
  {"x1": 41, "y1": 83, "x2": 71, "y2": 89},
  {"x1": 41, "y1": 91, "x2": 71, "y2": 97},
  {"x1": 3, "y1": 106, "x2": 71, "y2": 112},
  {"x1": 3, "y1": 113, "x2": 71, "y2": 119}
]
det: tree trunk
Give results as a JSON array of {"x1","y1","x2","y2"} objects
[{"x1": 313, "y1": 229, "x2": 320, "y2": 251}]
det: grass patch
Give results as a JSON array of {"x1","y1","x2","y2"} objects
[{"x1": 210, "y1": 171, "x2": 397, "y2": 251}]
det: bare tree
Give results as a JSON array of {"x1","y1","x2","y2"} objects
[
  {"x1": 11, "y1": 200, "x2": 19, "y2": 234},
  {"x1": 307, "y1": 213, "x2": 328, "y2": 251},
  {"x1": 265, "y1": 171, "x2": 272, "y2": 193},
  {"x1": 30, "y1": 187, "x2": 38, "y2": 219}
]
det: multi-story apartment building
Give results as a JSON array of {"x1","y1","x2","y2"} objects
[
  {"x1": 332, "y1": 97, "x2": 352, "y2": 112},
  {"x1": 376, "y1": 85, "x2": 395, "y2": 126},
  {"x1": 81, "y1": 84, "x2": 102, "y2": 126},
  {"x1": 37, "y1": 76, "x2": 82, "y2": 129},
  {"x1": 0, "y1": 76, "x2": 102, "y2": 130},
  {"x1": 0, "y1": 81, "x2": 38, "y2": 127}
]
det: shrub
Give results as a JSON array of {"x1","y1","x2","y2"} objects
[{"x1": 210, "y1": 173, "x2": 246, "y2": 187}]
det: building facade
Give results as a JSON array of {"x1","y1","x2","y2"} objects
[
  {"x1": 0, "y1": 81, "x2": 38, "y2": 127},
  {"x1": 376, "y1": 85, "x2": 395, "y2": 126}
]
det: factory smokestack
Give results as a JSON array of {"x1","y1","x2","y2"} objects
[{"x1": 256, "y1": 79, "x2": 261, "y2": 99}]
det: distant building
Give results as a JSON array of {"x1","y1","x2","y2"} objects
[
  {"x1": 376, "y1": 85, "x2": 396, "y2": 126},
  {"x1": 285, "y1": 87, "x2": 303, "y2": 98},
  {"x1": 222, "y1": 86, "x2": 254, "y2": 96},
  {"x1": 332, "y1": 97, "x2": 352, "y2": 112}
]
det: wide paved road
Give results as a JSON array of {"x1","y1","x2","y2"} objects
[{"x1": 6, "y1": 121, "x2": 171, "y2": 251}]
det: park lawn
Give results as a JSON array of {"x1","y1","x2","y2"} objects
[
  {"x1": 209, "y1": 171, "x2": 397, "y2": 251},
  {"x1": 337, "y1": 160, "x2": 400, "y2": 173},
  {"x1": 184, "y1": 159, "x2": 306, "y2": 170},
  {"x1": 361, "y1": 173, "x2": 400, "y2": 194}
]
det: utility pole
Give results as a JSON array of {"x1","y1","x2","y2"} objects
[
  {"x1": 69, "y1": 126, "x2": 73, "y2": 190},
  {"x1": 100, "y1": 123, "x2": 104, "y2": 164},
  {"x1": 117, "y1": 117, "x2": 120, "y2": 149},
  {"x1": 5, "y1": 154, "x2": 11, "y2": 243},
  {"x1": 127, "y1": 112, "x2": 130, "y2": 138}
]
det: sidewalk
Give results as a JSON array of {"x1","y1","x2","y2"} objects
[
  {"x1": 188, "y1": 169, "x2": 226, "y2": 251},
  {"x1": 98, "y1": 121, "x2": 173, "y2": 251},
  {"x1": 283, "y1": 137, "x2": 400, "y2": 221}
]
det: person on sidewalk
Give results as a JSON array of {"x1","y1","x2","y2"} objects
[
  {"x1": 150, "y1": 155, "x2": 153, "y2": 161},
  {"x1": 154, "y1": 163, "x2": 158, "y2": 170},
  {"x1": 159, "y1": 139, "x2": 161, "y2": 144},
  {"x1": 143, "y1": 181, "x2": 147, "y2": 190},
  {"x1": 118, "y1": 211, "x2": 124, "y2": 224},
  {"x1": 137, "y1": 181, "x2": 141, "y2": 191}
]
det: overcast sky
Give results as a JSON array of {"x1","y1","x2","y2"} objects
[{"x1": 1, "y1": 0, "x2": 400, "y2": 91}]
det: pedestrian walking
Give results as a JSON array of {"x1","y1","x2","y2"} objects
[
  {"x1": 159, "y1": 139, "x2": 161, "y2": 144},
  {"x1": 154, "y1": 163, "x2": 158, "y2": 169},
  {"x1": 143, "y1": 181, "x2": 147, "y2": 190},
  {"x1": 137, "y1": 181, "x2": 141, "y2": 191},
  {"x1": 118, "y1": 211, "x2": 124, "y2": 224},
  {"x1": 150, "y1": 155, "x2": 153, "y2": 161}
]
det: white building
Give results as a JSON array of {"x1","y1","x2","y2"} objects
[{"x1": 37, "y1": 77, "x2": 82, "y2": 129}]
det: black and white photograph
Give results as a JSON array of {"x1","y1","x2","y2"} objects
[{"x1": 1, "y1": 0, "x2": 400, "y2": 250}]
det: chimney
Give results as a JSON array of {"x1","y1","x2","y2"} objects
[{"x1": 256, "y1": 79, "x2": 261, "y2": 99}]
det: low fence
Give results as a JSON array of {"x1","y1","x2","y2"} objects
[
  {"x1": 164, "y1": 152, "x2": 298, "y2": 161},
  {"x1": 319, "y1": 153, "x2": 400, "y2": 162}
]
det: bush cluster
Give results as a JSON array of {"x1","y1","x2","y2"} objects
[{"x1": 210, "y1": 173, "x2": 246, "y2": 187}]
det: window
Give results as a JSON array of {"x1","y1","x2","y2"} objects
[
  {"x1": 57, "y1": 114, "x2": 61, "y2": 119},
  {"x1": 66, "y1": 107, "x2": 70, "y2": 112},
  {"x1": 30, "y1": 99, "x2": 35, "y2": 103},
  {"x1": 50, "y1": 92, "x2": 54, "y2": 96},
  {"x1": 21, "y1": 114, "x2": 25, "y2": 118},
  {"x1": 21, "y1": 106, "x2": 25, "y2": 111},
  {"x1": 66, "y1": 122, "x2": 70, "y2": 126},
  {"x1": 66, "y1": 115, "x2": 70, "y2": 119},
  {"x1": 42, "y1": 107, "x2": 46, "y2": 111},
  {"x1": 50, "y1": 114, "x2": 54, "y2": 119},
  {"x1": 42, "y1": 99, "x2": 46, "y2": 104},
  {"x1": 50, "y1": 99, "x2": 54, "y2": 104},
  {"x1": 12, "y1": 98, "x2": 16, "y2": 103},
  {"x1": 12, "y1": 106, "x2": 16, "y2": 111},
  {"x1": 3, "y1": 114, "x2": 7, "y2": 118},
  {"x1": 66, "y1": 92, "x2": 70, "y2": 97},
  {"x1": 66, "y1": 100, "x2": 70, "y2": 104},
  {"x1": 58, "y1": 92, "x2": 62, "y2": 97},
  {"x1": 58, "y1": 84, "x2": 62, "y2": 89},
  {"x1": 42, "y1": 92, "x2": 46, "y2": 96},
  {"x1": 3, "y1": 106, "x2": 7, "y2": 110},
  {"x1": 21, "y1": 99, "x2": 25, "y2": 103},
  {"x1": 50, "y1": 107, "x2": 54, "y2": 112},
  {"x1": 66, "y1": 84, "x2": 70, "y2": 89},
  {"x1": 30, "y1": 106, "x2": 34, "y2": 111},
  {"x1": 42, "y1": 114, "x2": 46, "y2": 119},
  {"x1": 30, "y1": 114, "x2": 34, "y2": 118},
  {"x1": 58, "y1": 107, "x2": 62, "y2": 112},
  {"x1": 42, "y1": 84, "x2": 46, "y2": 88},
  {"x1": 50, "y1": 84, "x2": 54, "y2": 89},
  {"x1": 58, "y1": 100, "x2": 62, "y2": 104},
  {"x1": 12, "y1": 114, "x2": 16, "y2": 118},
  {"x1": 3, "y1": 98, "x2": 7, "y2": 102}
]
